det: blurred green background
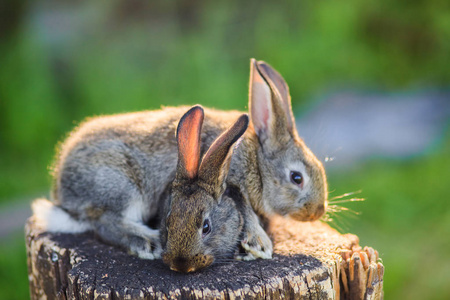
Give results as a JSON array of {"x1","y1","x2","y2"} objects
[{"x1": 0, "y1": 0, "x2": 449, "y2": 299}]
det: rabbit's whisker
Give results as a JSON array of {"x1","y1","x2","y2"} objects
[
  {"x1": 320, "y1": 213, "x2": 333, "y2": 223},
  {"x1": 328, "y1": 198, "x2": 365, "y2": 204},
  {"x1": 330, "y1": 210, "x2": 352, "y2": 228},
  {"x1": 323, "y1": 211, "x2": 345, "y2": 233},
  {"x1": 327, "y1": 204, "x2": 361, "y2": 216},
  {"x1": 214, "y1": 259, "x2": 241, "y2": 265},
  {"x1": 328, "y1": 190, "x2": 362, "y2": 201},
  {"x1": 215, "y1": 259, "x2": 239, "y2": 262},
  {"x1": 323, "y1": 147, "x2": 343, "y2": 163},
  {"x1": 324, "y1": 156, "x2": 335, "y2": 162},
  {"x1": 320, "y1": 190, "x2": 365, "y2": 233},
  {"x1": 216, "y1": 258, "x2": 237, "y2": 261}
]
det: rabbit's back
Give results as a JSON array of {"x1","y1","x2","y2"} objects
[{"x1": 52, "y1": 106, "x2": 244, "y2": 224}]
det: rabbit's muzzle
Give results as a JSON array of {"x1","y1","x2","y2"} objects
[
  {"x1": 162, "y1": 253, "x2": 214, "y2": 273},
  {"x1": 289, "y1": 201, "x2": 327, "y2": 222}
]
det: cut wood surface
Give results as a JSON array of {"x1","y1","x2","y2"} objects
[{"x1": 26, "y1": 215, "x2": 384, "y2": 299}]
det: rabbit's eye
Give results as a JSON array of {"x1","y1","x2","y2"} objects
[
  {"x1": 290, "y1": 171, "x2": 304, "y2": 188},
  {"x1": 202, "y1": 219, "x2": 211, "y2": 237}
]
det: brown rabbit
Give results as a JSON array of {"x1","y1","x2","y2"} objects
[
  {"x1": 32, "y1": 59, "x2": 327, "y2": 261},
  {"x1": 160, "y1": 106, "x2": 248, "y2": 273}
]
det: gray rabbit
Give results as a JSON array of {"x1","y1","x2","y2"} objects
[
  {"x1": 161, "y1": 106, "x2": 248, "y2": 272},
  {"x1": 33, "y1": 59, "x2": 327, "y2": 260}
]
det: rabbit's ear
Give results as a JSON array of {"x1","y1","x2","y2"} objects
[
  {"x1": 176, "y1": 105, "x2": 204, "y2": 180},
  {"x1": 256, "y1": 61, "x2": 295, "y2": 133},
  {"x1": 249, "y1": 59, "x2": 295, "y2": 145},
  {"x1": 199, "y1": 114, "x2": 249, "y2": 194}
]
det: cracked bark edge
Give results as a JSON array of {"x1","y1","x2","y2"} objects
[
  {"x1": 338, "y1": 246, "x2": 385, "y2": 300},
  {"x1": 26, "y1": 215, "x2": 384, "y2": 299}
]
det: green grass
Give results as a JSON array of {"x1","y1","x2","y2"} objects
[
  {"x1": 0, "y1": 234, "x2": 29, "y2": 300},
  {"x1": 326, "y1": 137, "x2": 450, "y2": 299},
  {"x1": 0, "y1": 0, "x2": 449, "y2": 298},
  {"x1": 1, "y1": 138, "x2": 448, "y2": 299},
  {"x1": 1, "y1": 0, "x2": 449, "y2": 203}
]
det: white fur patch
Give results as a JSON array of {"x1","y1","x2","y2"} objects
[
  {"x1": 123, "y1": 194, "x2": 151, "y2": 223},
  {"x1": 31, "y1": 198, "x2": 91, "y2": 233}
]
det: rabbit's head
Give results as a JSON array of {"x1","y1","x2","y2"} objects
[
  {"x1": 161, "y1": 106, "x2": 248, "y2": 273},
  {"x1": 249, "y1": 59, "x2": 328, "y2": 221}
]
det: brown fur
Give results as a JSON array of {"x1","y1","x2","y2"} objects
[
  {"x1": 161, "y1": 107, "x2": 247, "y2": 272},
  {"x1": 45, "y1": 59, "x2": 327, "y2": 261}
]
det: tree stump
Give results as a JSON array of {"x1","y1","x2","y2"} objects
[{"x1": 26, "y1": 215, "x2": 384, "y2": 299}]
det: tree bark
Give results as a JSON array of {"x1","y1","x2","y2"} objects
[{"x1": 26, "y1": 215, "x2": 384, "y2": 299}]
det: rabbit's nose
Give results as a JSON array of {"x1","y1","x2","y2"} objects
[
  {"x1": 170, "y1": 256, "x2": 196, "y2": 273},
  {"x1": 170, "y1": 265, "x2": 195, "y2": 273}
]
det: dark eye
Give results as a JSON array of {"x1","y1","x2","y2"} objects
[
  {"x1": 290, "y1": 171, "x2": 303, "y2": 187},
  {"x1": 202, "y1": 219, "x2": 211, "y2": 237}
]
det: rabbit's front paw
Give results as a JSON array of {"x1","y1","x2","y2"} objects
[
  {"x1": 130, "y1": 238, "x2": 162, "y2": 260},
  {"x1": 236, "y1": 227, "x2": 273, "y2": 260}
]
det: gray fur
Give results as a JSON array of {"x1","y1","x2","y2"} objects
[
  {"x1": 44, "y1": 59, "x2": 327, "y2": 260},
  {"x1": 161, "y1": 106, "x2": 246, "y2": 272}
]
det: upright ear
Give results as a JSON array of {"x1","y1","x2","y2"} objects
[
  {"x1": 249, "y1": 59, "x2": 296, "y2": 144},
  {"x1": 198, "y1": 114, "x2": 249, "y2": 195},
  {"x1": 176, "y1": 105, "x2": 204, "y2": 180},
  {"x1": 256, "y1": 61, "x2": 295, "y2": 132}
]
